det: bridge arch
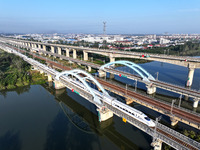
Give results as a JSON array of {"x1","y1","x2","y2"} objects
[
  {"x1": 100, "y1": 60, "x2": 155, "y2": 82},
  {"x1": 55, "y1": 69, "x2": 109, "y2": 105}
]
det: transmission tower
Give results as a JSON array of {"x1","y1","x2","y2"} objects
[{"x1": 103, "y1": 22, "x2": 106, "y2": 36}]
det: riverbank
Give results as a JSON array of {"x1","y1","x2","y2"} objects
[{"x1": 0, "y1": 49, "x2": 47, "y2": 90}]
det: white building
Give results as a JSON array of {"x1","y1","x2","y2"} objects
[{"x1": 160, "y1": 38, "x2": 170, "y2": 44}]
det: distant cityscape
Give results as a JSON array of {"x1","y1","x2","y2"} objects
[{"x1": 1, "y1": 33, "x2": 200, "y2": 51}]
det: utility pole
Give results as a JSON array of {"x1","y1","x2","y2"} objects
[
  {"x1": 135, "y1": 79, "x2": 137, "y2": 92},
  {"x1": 178, "y1": 94, "x2": 182, "y2": 108},
  {"x1": 153, "y1": 115, "x2": 162, "y2": 142},
  {"x1": 156, "y1": 72, "x2": 159, "y2": 80},
  {"x1": 171, "y1": 99, "x2": 176, "y2": 115},
  {"x1": 126, "y1": 84, "x2": 128, "y2": 95}
]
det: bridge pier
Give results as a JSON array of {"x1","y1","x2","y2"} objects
[
  {"x1": 186, "y1": 65, "x2": 195, "y2": 87},
  {"x1": 53, "y1": 80, "x2": 66, "y2": 89},
  {"x1": 109, "y1": 56, "x2": 115, "y2": 62},
  {"x1": 83, "y1": 51, "x2": 88, "y2": 61},
  {"x1": 109, "y1": 73, "x2": 115, "y2": 79},
  {"x1": 85, "y1": 66, "x2": 91, "y2": 72},
  {"x1": 86, "y1": 66, "x2": 91, "y2": 72},
  {"x1": 73, "y1": 49, "x2": 77, "y2": 59},
  {"x1": 97, "y1": 107, "x2": 113, "y2": 122},
  {"x1": 38, "y1": 44, "x2": 43, "y2": 55},
  {"x1": 193, "y1": 99, "x2": 199, "y2": 108},
  {"x1": 170, "y1": 116, "x2": 179, "y2": 126},
  {"x1": 98, "y1": 70, "x2": 106, "y2": 77},
  {"x1": 65, "y1": 48, "x2": 70, "y2": 57},
  {"x1": 38, "y1": 44, "x2": 41, "y2": 49},
  {"x1": 125, "y1": 98, "x2": 134, "y2": 104},
  {"x1": 39, "y1": 70, "x2": 44, "y2": 74},
  {"x1": 51, "y1": 46, "x2": 55, "y2": 57},
  {"x1": 146, "y1": 84, "x2": 156, "y2": 94},
  {"x1": 57, "y1": 47, "x2": 62, "y2": 60},
  {"x1": 151, "y1": 139, "x2": 162, "y2": 150},
  {"x1": 47, "y1": 74, "x2": 53, "y2": 82},
  {"x1": 43, "y1": 45, "x2": 46, "y2": 56}
]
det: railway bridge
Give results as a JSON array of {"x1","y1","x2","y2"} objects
[
  {"x1": 2, "y1": 37, "x2": 200, "y2": 89},
  {"x1": 2, "y1": 39, "x2": 200, "y2": 109},
  {"x1": 2, "y1": 42, "x2": 200, "y2": 129},
  {"x1": 1, "y1": 43, "x2": 200, "y2": 150}
]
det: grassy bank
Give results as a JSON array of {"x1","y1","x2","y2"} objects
[{"x1": 0, "y1": 49, "x2": 47, "y2": 90}]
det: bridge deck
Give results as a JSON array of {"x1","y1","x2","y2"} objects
[{"x1": 4, "y1": 39, "x2": 200, "y2": 100}]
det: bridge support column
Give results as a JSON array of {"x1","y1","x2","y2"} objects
[
  {"x1": 73, "y1": 49, "x2": 77, "y2": 59},
  {"x1": 98, "y1": 70, "x2": 106, "y2": 77},
  {"x1": 48, "y1": 74, "x2": 52, "y2": 82},
  {"x1": 109, "y1": 73, "x2": 115, "y2": 79},
  {"x1": 146, "y1": 84, "x2": 156, "y2": 94},
  {"x1": 186, "y1": 65, "x2": 195, "y2": 87},
  {"x1": 51, "y1": 46, "x2": 55, "y2": 53},
  {"x1": 57, "y1": 47, "x2": 62, "y2": 60},
  {"x1": 109, "y1": 56, "x2": 115, "y2": 63},
  {"x1": 53, "y1": 80, "x2": 65, "y2": 89},
  {"x1": 125, "y1": 98, "x2": 134, "y2": 104},
  {"x1": 38, "y1": 44, "x2": 43, "y2": 55},
  {"x1": 193, "y1": 99, "x2": 199, "y2": 108},
  {"x1": 85, "y1": 66, "x2": 92, "y2": 72},
  {"x1": 28, "y1": 43, "x2": 31, "y2": 47},
  {"x1": 40, "y1": 70, "x2": 44, "y2": 74},
  {"x1": 38, "y1": 44, "x2": 41, "y2": 49},
  {"x1": 151, "y1": 139, "x2": 162, "y2": 150},
  {"x1": 170, "y1": 116, "x2": 178, "y2": 126},
  {"x1": 83, "y1": 51, "x2": 88, "y2": 61},
  {"x1": 43, "y1": 45, "x2": 46, "y2": 56},
  {"x1": 43, "y1": 45, "x2": 46, "y2": 51},
  {"x1": 65, "y1": 48, "x2": 70, "y2": 57},
  {"x1": 97, "y1": 107, "x2": 113, "y2": 122}
]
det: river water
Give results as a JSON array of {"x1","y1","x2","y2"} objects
[{"x1": 0, "y1": 61, "x2": 200, "y2": 150}]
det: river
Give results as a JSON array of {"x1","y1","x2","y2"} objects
[{"x1": 0, "y1": 60, "x2": 200, "y2": 150}]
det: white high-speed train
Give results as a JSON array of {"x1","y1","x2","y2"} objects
[{"x1": 58, "y1": 74, "x2": 156, "y2": 127}]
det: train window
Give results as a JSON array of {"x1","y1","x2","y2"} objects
[{"x1": 145, "y1": 117, "x2": 150, "y2": 121}]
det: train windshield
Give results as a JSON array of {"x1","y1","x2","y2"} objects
[{"x1": 145, "y1": 117, "x2": 150, "y2": 121}]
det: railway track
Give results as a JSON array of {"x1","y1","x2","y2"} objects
[
  {"x1": 156, "y1": 128, "x2": 198, "y2": 150},
  {"x1": 97, "y1": 79, "x2": 200, "y2": 125},
  {"x1": 106, "y1": 68, "x2": 200, "y2": 98}
]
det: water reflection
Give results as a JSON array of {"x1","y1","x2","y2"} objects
[
  {"x1": 0, "y1": 130, "x2": 21, "y2": 150},
  {"x1": 44, "y1": 84, "x2": 151, "y2": 150},
  {"x1": 0, "y1": 85, "x2": 31, "y2": 98}
]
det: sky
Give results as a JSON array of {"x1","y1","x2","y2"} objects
[{"x1": 0, "y1": 0, "x2": 200, "y2": 34}]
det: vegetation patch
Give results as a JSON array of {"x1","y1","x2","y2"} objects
[{"x1": 0, "y1": 49, "x2": 47, "y2": 90}]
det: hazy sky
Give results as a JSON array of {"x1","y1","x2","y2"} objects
[{"x1": 0, "y1": 0, "x2": 200, "y2": 34}]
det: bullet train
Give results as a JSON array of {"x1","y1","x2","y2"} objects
[{"x1": 65, "y1": 77, "x2": 155, "y2": 127}]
